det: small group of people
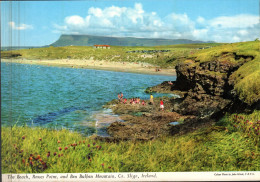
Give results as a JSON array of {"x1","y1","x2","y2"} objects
[
  {"x1": 120, "y1": 96, "x2": 146, "y2": 106},
  {"x1": 129, "y1": 97, "x2": 146, "y2": 105},
  {"x1": 118, "y1": 92, "x2": 147, "y2": 106},
  {"x1": 150, "y1": 94, "x2": 164, "y2": 111},
  {"x1": 117, "y1": 93, "x2": 164, "y2": 111}
]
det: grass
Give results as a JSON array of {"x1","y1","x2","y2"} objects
[
  {"x1": 1, "y1": 43, "x2": 222, "y2": 68},
  {"x1": 2, "y1": 110, "x2": 259, "y2": 173},
  {"x1": 189, "y1": 41, "x2": 259, "y2": 63},
  {"x1": 230, "y1": 57, "x2": 260, "y2": 104}
]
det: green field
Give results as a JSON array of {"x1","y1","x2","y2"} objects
[
  {"x1": 1, "y1": 43, "x2": 222, "y2": 68},
  {"x1": 1, "y1": 111, "x2": 259, "y2": 173}
]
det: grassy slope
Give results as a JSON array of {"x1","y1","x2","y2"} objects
[
  {"x1": 188, "y1": 41, "x2": 260, "y2": 105},
  {"x1": 2, "y1": 111, "x2": 259, "y2": 173},
  {"x1": 1, "y1": 43, "x2": 222, "y2": 68}
]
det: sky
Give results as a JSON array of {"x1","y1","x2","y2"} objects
[{"x1": 1, "y1": 0, "x2": 260, "y2": 46}]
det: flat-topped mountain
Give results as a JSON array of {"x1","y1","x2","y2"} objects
[{"x1": 50, "y1": 34, "x2": 214, "y2": 47}]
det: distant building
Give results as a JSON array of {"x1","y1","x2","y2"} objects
[
  {"x1": 197, "y1": 46, "x2": 212, "y2": 50},
  {"x1": 93, "y1": 45, "x2": 111, "y2": 49}
]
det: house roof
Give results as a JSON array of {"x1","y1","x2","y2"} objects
[{"x1": 94, "y1": 45, "x2": 110, "y2": 47}]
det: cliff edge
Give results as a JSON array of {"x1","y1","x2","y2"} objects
[
  {"x1": 104, "y1": 41, "x2": 260, "y2": 140},
  {"x1": 173, "y1": 41, "x2": 259, "y2": 117}
]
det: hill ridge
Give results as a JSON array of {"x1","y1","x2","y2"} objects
[{"x1": 50, "y1": 34, "x2": 214, "y2": 47}]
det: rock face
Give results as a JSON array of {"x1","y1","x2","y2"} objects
[
  {"x1": 173, "y1": 54, "x2": 256, "y2": 119},
  {"x1": 145, "y1": 81, "x2": 174, "y2": 94},
  {"x1": 104, "y1": 50, "x2": 259, "y2": 141}
]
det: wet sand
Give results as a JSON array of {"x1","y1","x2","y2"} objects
[{"x1": 1, "y1": 58, "x2": 176, "y2": 76}]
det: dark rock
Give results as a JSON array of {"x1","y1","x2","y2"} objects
[
  {"x1": 107, "y1": 112, "x2": 183, "y2": 140},
  {"x1": 103, "y1": 52, "x2": 257, "y2": 141}
]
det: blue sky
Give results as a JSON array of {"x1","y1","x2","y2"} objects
[{"x1": 1, "y1": 0, "x2": 259, "y2": 46}]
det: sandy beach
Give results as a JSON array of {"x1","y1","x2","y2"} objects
[{"x1": 1, "y1": 58, "x2": 176, "y2": 76}]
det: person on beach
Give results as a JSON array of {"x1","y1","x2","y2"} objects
[
  {"x1": 160, "y1": 99, "x2": 164, "y2": 111},
  {"x1": 150, "y1": 94, "x2": 154, "y2": 105},
  {"x1": 121, "y1": 92, "x2": 123, "y2": 99},
  {"x1": 118, "y1": 93, "x2": 121, "y2": 101},
  {"x1": 124, "y1": 98, "x2": 127, "y2": 104},
  {"x1": 137, "y1": 97, "x2": 140, "y2": 104},
  {"x1": 142, "y1": 100, "x2": 146, "y2": 106}
]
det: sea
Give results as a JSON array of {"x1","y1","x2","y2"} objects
[{"x1": 1, "y1": 62, "x2": 176, "y2": 136}]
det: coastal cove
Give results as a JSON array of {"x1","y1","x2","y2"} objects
[
  {"x1": 1, "y1": 41, "x2": 260, "y2": 173},
  {"x1": 1, "y1": 0, "x2": 260, "y2": 174},
  {"x1": 1, "y1": 62, "x2": 176, "y2": 136}
]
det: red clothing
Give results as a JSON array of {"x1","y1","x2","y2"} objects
[{"x1": 160, "y1": 100, "x2": 164, "y2": 105}]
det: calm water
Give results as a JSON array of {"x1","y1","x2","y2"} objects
[{"x1": 1, "y1": 62, "x2": 176, "y2": 136}]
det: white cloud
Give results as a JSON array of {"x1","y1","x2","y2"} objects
[
  {"x1": 167, "y1": 13, "x2": 190, "y2": 24},
  {"x1": 88, "y1": 7, "x2": 103, "y2": 17},
  {"x1": 9, "y1": 21, "x2": 33, "y2": 30},
  {"x1": 65, "y1": 16, "x2": 85, "y2": 27},
  {"x1": 209, "y1": 14, "x2": 259, "y2": 28},
  {"x1": 165, "y1": 13, "x2": 195, "y2": 33},
  {"x1": 192, "y1": 29, "x2": 208, "y2": 39},
  {"x1": 232, "y1": 36, "x2": 241, "y2": 42},
  {"x1": 196, "y1": 16, "x2": 205, "y2": 24},
  {"x1": 201, "y1": 14, "x2": 260, "y2": 42},
  {"x1": 54, "y1": 3, "x2": 260, "y2": 43},
  {"x1": 237, "y1": 30, "x2": 248, "y2": 36},
  {"x1": 134, "y1": 3, "x2": 144, "y2": 14}
]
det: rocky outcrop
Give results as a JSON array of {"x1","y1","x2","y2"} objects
[
  {"x1": 104, "y1": 97, "x2": 192, "y2": 140},
  {"x1": 175, "y1": 54, "x2": 251, "y2": 96},
  {"x1": 145, "y1": 81, "x2": 175, "y2": 93},
  {"x1": 173, "y1": 52, "x2": 257, "y2": 118},
  {"x1": 104, "y1": 48, "x2": 259, "y2": 141},
  {"x1": 107, "y1": 112, "x2": 182, "y2": 140},
  {"x1": 145, "y1": 81, "x2": 186, "y2": 97}
]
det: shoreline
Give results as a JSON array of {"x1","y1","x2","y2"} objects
[{"x1": 1, "y1": 58, "x2": 176, "y2": 76}]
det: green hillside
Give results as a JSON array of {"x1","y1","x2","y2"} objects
[
  {"x1": 50, "y1": 34, "x2": 215, "y2": 47},
  {"x1": 1, "y1": 43, "x2": 222, "y2": 68}
]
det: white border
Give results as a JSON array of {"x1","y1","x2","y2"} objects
[{"x1": 2, "y1": 172, "x2": 260, "y2": 182}]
